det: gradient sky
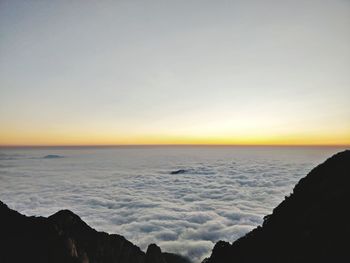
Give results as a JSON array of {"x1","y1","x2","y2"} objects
[{"x1": 1, "y1": 0, "x2": 349, "y2": 146}]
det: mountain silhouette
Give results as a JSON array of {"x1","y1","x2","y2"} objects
[
  {"x1": 204, "y1": 150, "x2": 350, "y2": 263},
  {"x1": 0, "y1": 201, "x2": 189, "y2": 263}
]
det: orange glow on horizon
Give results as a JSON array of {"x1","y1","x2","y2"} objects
[{"x1": 1, "y1": 130, "x2": 349, "y2": 147}]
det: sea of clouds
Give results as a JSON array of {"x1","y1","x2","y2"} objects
[{"x1": 0, "y1": 147, "x2": 344, "y2": 262}]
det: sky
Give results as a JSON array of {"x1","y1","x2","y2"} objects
[{"x1": 0, "y1": 0, "x2": 349, "y2": 146}]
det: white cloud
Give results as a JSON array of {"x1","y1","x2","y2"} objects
[{"x1": 0, "y1": 147, "x2": 341, "y2": 262}]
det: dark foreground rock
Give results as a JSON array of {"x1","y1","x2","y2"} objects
[
  {"x1": 0, "y1": 201, "x2": 189, "y2": 263},
  {"x1": 204, "y1": 150, "x2": 350, "y2": 263}
]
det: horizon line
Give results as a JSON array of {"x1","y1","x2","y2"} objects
[{"x1": 1, "y1": 144, "x2": 349, "y2": 148}]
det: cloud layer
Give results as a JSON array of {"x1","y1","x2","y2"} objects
[{"x1": 0, "y1": 147, "x2": 343, "y2": 262}]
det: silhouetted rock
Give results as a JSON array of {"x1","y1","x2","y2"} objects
[
  {"x1": 145, "y1": 244, "x2": 167, "y2": 263},
  {"x1": 0, "y1": 201, "x2": 189, "y2": 263},
  {"x1": 204, "y1": 150, "x2": 350, "y2": 263},
  {"x1": 163, "y1": 253, "x2": 192, "y2": 263},
  {"x1": 43, "y1": 154, "x2": 64, "y2": 159},
  {"x1": 170, "y1": 169, "x2": 187, "y2": 175},
  {"x1": 144, "y1": 244, "x2": 191, "y2": 263}
]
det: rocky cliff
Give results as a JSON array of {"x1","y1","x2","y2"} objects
[
  {"x1": 204, "y1": 150, "x2": 350, "y2": 263},
  {"x1": 0, "y1": 200, "x2": 190, "y2": 263}
]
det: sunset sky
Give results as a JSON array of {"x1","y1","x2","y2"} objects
[{"x1": 0, "y1": 0, "x2": 349, "y2": 146}]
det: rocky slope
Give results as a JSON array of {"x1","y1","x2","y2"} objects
[
  {"x1": 204, "y1": 150, "x2": 350, "y2": 263},
  {"x1": 0, "y1": 200, "x2": 190, "y2": 263}
]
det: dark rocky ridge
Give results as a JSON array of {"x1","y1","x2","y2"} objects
[
  {"x1": 0, "y1": 200, "x2": 190, "y2": 263},
  {"x1": 204, "y1": 150, "x2": 350, "y2": 263}
]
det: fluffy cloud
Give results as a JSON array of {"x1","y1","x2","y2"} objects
[{"x1": 0, "y1": 147, "x2": 341, "y2": 262}]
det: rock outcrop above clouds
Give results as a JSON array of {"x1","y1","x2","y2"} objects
[
  {"x1": 204, "y1": 150, "x2": 350, "y2": 263},
  {"x1": 0, "y1": 201, "x2": 189, "y2": 263}
]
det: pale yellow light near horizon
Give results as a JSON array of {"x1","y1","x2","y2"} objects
[
  {"x1": 1, "y1": 113, "x2": 349, "y2": 146},
  {"x1": 0, "y1": 1, "x2": 350, "y2": 147},
  {"x1": 1, "y1": 133, "x2": 349, "y2": 147}
]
